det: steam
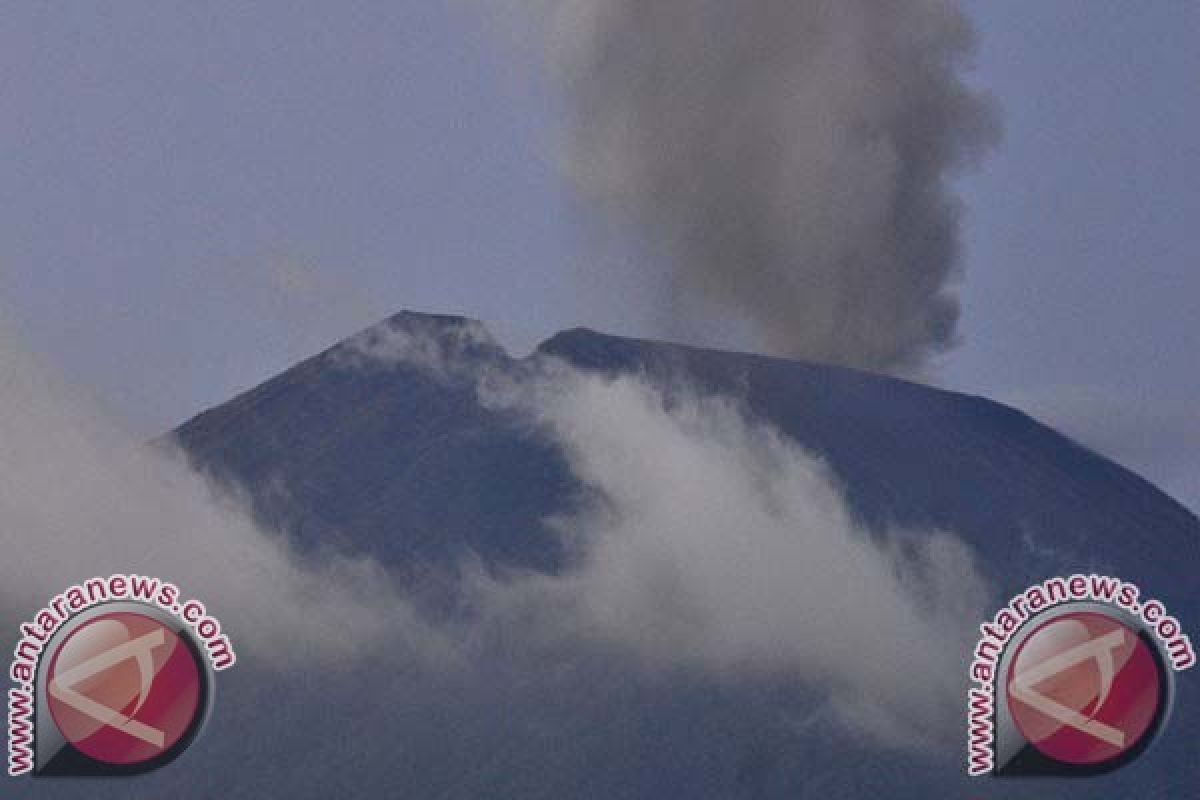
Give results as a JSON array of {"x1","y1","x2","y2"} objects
[
  {"x1": 333, "y1": 313, "x2": 498, "y2": 381},
  {"x1": 539, "y1": 0, "x2": 999, "y2": 372}
]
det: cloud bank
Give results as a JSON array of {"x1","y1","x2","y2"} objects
[
  {"x1": 1, "y1": 318, "x2": 989, "y2": 795},
  {"x1": 0, "y1": 322, "x2": 446, "y2": 668},
  {"x1": 476, "y1": 356, "x2": 989, "y2": 748}
]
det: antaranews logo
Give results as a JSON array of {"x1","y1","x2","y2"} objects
[
  {"x1": 966, "y1": 574, "x2": 1194, "y2": 777},
  {"x1": 7, "y1": 574, "x2": 236, "y2": 777}
]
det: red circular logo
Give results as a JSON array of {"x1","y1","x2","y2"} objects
[
  {"x1": 1006, "y1": 611, "x2": 1163, "y2": 766},
  {"x1": 46, "y1": 611, "x2": 204, "y2": 766}
]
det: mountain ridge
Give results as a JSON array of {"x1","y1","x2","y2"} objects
[
  {"x1": 161, "y1": 308, "x2": 1199, "y2": 798},
  {"x1": 169, "y1": 309, "x2": 1198, "y2": 581},
  {"x1": 177, "y1": 309, "x2": 1197, "y2": 538}
]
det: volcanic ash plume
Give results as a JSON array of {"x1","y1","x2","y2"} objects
[{"x1": 544, "y1": 0, "x2": 1000, "y2": 372}]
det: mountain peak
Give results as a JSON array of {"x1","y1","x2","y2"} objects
[
  {"x1": 163, "y1": 309, "x2": 1198, "y2": 797},
  {"x1": 172, "y1": 309, "x2": 1197, "y2": 578},
  {"x1": 379, "y1": 309, "x2": 492, "y2": 332},
  {"x1": 327, "y1": 310, "x2": 510, "y2": 371}
]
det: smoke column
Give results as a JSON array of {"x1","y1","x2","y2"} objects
[{"x1": 544, "y1": 0, "x2": 999, "y2": 372}]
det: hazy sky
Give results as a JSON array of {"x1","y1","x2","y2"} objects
[{"x1": 1, "y1": 2, "x2": 1195, "y2": 511}]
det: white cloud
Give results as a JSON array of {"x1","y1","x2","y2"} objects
[
  {"x1": 0, "y1": 321, "x2": 452, "y2": 669},
  {"x1": 475, "y1": 359, "x2": 991, "y2": 749},
  {"x1": 1, "y1": 315, "x2": 990, "y2": 759}
]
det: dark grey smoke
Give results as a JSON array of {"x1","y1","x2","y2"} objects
[{"x1": 546, "y1": 0, "x2": 999, "y2": 372}]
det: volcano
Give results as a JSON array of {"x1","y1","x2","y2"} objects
[{"x1": 162, "y1": 310, "x2": 1198, "y2": 798}]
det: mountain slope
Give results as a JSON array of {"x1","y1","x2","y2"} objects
[
  {"x1": 171, "y1": 311, "x2": 1198, "y2": 596},
  {"x1": 165, "y1": 310, "x2": 1199, "y2": 798}
]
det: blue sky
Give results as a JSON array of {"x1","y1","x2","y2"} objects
[{"x1": 1, "y1": 2, "x2": 1195, "y2": 511}]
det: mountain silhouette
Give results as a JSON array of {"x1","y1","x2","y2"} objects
[{"x1": 162, "y1": 310, "x2": 1198, "y2": 798}]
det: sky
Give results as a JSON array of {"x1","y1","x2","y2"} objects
[{"x1": 1, "y1": 2, "x2": 1195, "y2": 512}]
